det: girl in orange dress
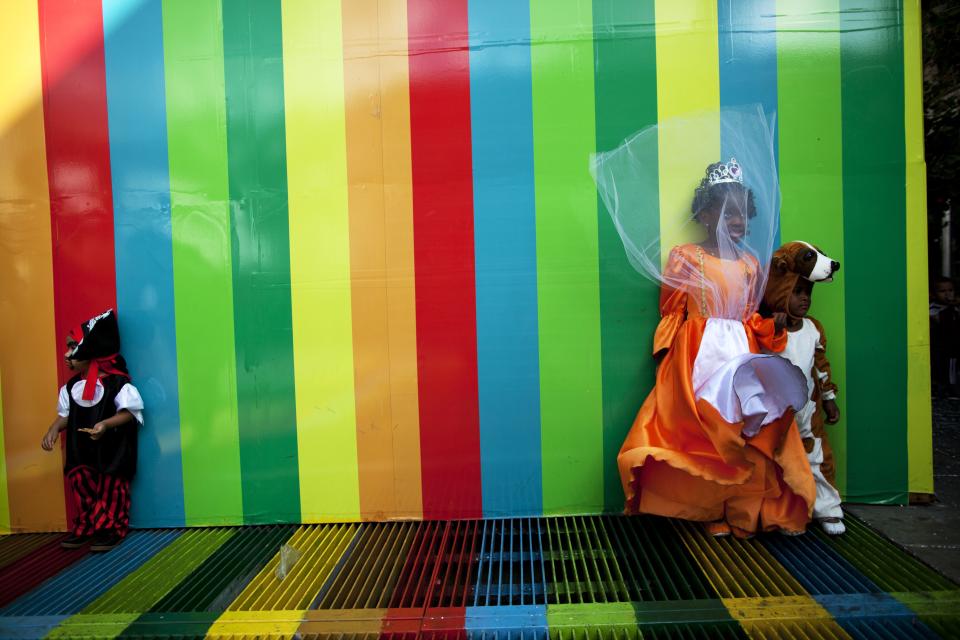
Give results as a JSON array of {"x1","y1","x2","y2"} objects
[{"x1": 617, "y1": 160, "x2": 815, "y2": 538}]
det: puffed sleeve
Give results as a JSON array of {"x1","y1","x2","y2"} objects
[
  {"x1": 115, "y1": 383, "x2": 145, "y2": 425},
  {"x1": 57, "y1": 385, "x2": 69, "y2": 418},
  {"x1": 652, "y1": 247, "x2": 689, "y2": 357}
]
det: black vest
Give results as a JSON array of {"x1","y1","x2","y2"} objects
[{"x1": 64, "y1": 374, "x2": 138, "y2": 479}]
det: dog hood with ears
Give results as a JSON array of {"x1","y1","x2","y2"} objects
[
  {"x1": 762, "y1": 241, "x2": 837, "y2": 316},
  {"x1": 763, "y1": 249, "x2": 802, "y2": 315}
]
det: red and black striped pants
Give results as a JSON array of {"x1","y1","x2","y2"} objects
[{"x1": 67, "y1": 466, "x2": 131, "y2": 537}]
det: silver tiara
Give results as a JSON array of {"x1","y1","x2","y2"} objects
[{"x1": 707, "y1": 157, "x2": 743, "y2": 186}]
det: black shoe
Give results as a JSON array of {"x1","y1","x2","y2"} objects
[
  {"x1": 89, "y1": 531, "x2": 123, "y2": 552},
  {"x1": 60, "y1": 534, "x2": 90, "y2": 549}
]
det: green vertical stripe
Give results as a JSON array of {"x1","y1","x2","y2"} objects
[
  {"x1": 531, "y1": 0, "x2": 604, "y2": 513},
  {"x1": 222, "y1": 0, "x2": 300, "y2": 523},
  {"x1": 162, "y1": 0, "x2": 243, "y2": 524},
  {"x1": 839, "y1": 0, "x2": 907, "y2": 503},
  {"x1": 776, "y1": 0, "x2": 848, "y2": 496},
  {"x1": 592, "y1": 0, "x2": 659, "y2": 512}
]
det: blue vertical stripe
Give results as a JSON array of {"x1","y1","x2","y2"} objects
[
  {"x1": 468, "y1": 0, "x2": 542, "y2": 516},
  {"x1": 103, "y1": 0, "x2": 185, "y2": 526},
  {"x1": 717, "y1": 0, "x2": 780, "y2": 243}
]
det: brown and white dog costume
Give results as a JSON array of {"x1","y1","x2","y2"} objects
[{"x1": 762, "y1": 241, "x2": 844, "y2": 534}]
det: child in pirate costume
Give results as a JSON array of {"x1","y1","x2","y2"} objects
[
  {"x1": 762, "y1": 242, "x2": 845, "y2": 535},
  {"x1": 41, "y1": 310, "x2": 143, "y2": 551}
]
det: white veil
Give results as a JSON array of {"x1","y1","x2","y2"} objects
[{"x1": 590, "y1": 105, "x2": 780, "y2": 320}]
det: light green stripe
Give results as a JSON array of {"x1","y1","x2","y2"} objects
[
  {"x1": 546, "y1": 603, "x2": 639, "y2": 631},
  {"x1": 903, "y1": 0, "x2": 933, "y2": 495},
  {"x1": 82, "y1": 530, "x2": 233, "y2": 613},
  {"x1": 776, "y1": 0, "x2": 848, "y2": 495},
  {"x1": 531, "y1": 0, "x2": 604, "y2": 513},
  {"x1": 162, "y1": 0, "x2": 243, "y2": 525}
]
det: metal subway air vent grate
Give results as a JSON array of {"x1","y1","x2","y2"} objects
[
  {"x1": 472, "y1": 518, "x2": 547, "y2": 607},
  {"x1": 542, "y1": 516, "x2": 626, "y2": 605},
  {"x1": 314, "y1": 522, "x2": 418, "y2": 610},
  {"x1": 605, "y1": 515, "x2": 720, "y2": 601}
]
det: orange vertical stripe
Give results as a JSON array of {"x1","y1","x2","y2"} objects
[
  {"x1": 343, "y1": 0, "x2": 422, "y2": 519},
  {"x1": 379, "y1": 0, "x2": 423, "y2": 518},
  {"x1": 343, "y1": 0, "x2": 392, "y2": 519},
  {"x1": 0, "y1": 1, "x2": 66, "y2": 532}
]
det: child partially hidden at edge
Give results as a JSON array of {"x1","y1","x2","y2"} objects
[
  {"x1": 41, "y1": 310, "x2": 143, "y2": 552},
  {"x1": 762, "y1": 242, "x2": 845, "y2": 535}
]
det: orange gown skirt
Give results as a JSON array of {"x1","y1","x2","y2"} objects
[{"x1": 618, "y1": 245, "x2": 815, "y2": 535}]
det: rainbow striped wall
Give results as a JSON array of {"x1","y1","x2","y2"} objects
[{"x1": 0, "y1": 0, "x2": 931, "y2": 532}]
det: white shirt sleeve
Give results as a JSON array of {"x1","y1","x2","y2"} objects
[
  {"x1": 57, "y1": 385, "x2": 69, "y2": 418},
  {"x1": 115, "y1": 383, "x2": 144, "y2": 425}
]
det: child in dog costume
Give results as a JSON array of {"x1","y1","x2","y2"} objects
[
  {"x1": 762, "y1": 242, "x2": 844, "y2": 535},
  {"x1": 41, "y1": 310, "x2": 143, "y2": 551}
]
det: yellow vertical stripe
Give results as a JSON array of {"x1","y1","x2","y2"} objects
[
  {"x1": 654, "y1": 0, "x2": 721, "y2": 259},
  {"x1": 0, "y1": 0, "x2": 65, "y2": 532},
  {"x1": 281, "y1": 0, "x2": 360, "y2": 521},
  {"x1": 903, "y1": 0, "x2": 933, "y2": 495}
]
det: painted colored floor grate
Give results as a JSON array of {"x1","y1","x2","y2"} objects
[{"x1": 0, "y1": 513, "x2": 956, "y2": 639}]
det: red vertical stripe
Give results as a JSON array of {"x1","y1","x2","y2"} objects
[
  {"x1": 38, "y1": 0, "x2": 117, "y2": 527},
  {"x1": 407, "y1": 0, "x2": 482, "y2": 519},
  {"x1": 38, "y1": 0, "x2": 118, "y2": 380}
]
